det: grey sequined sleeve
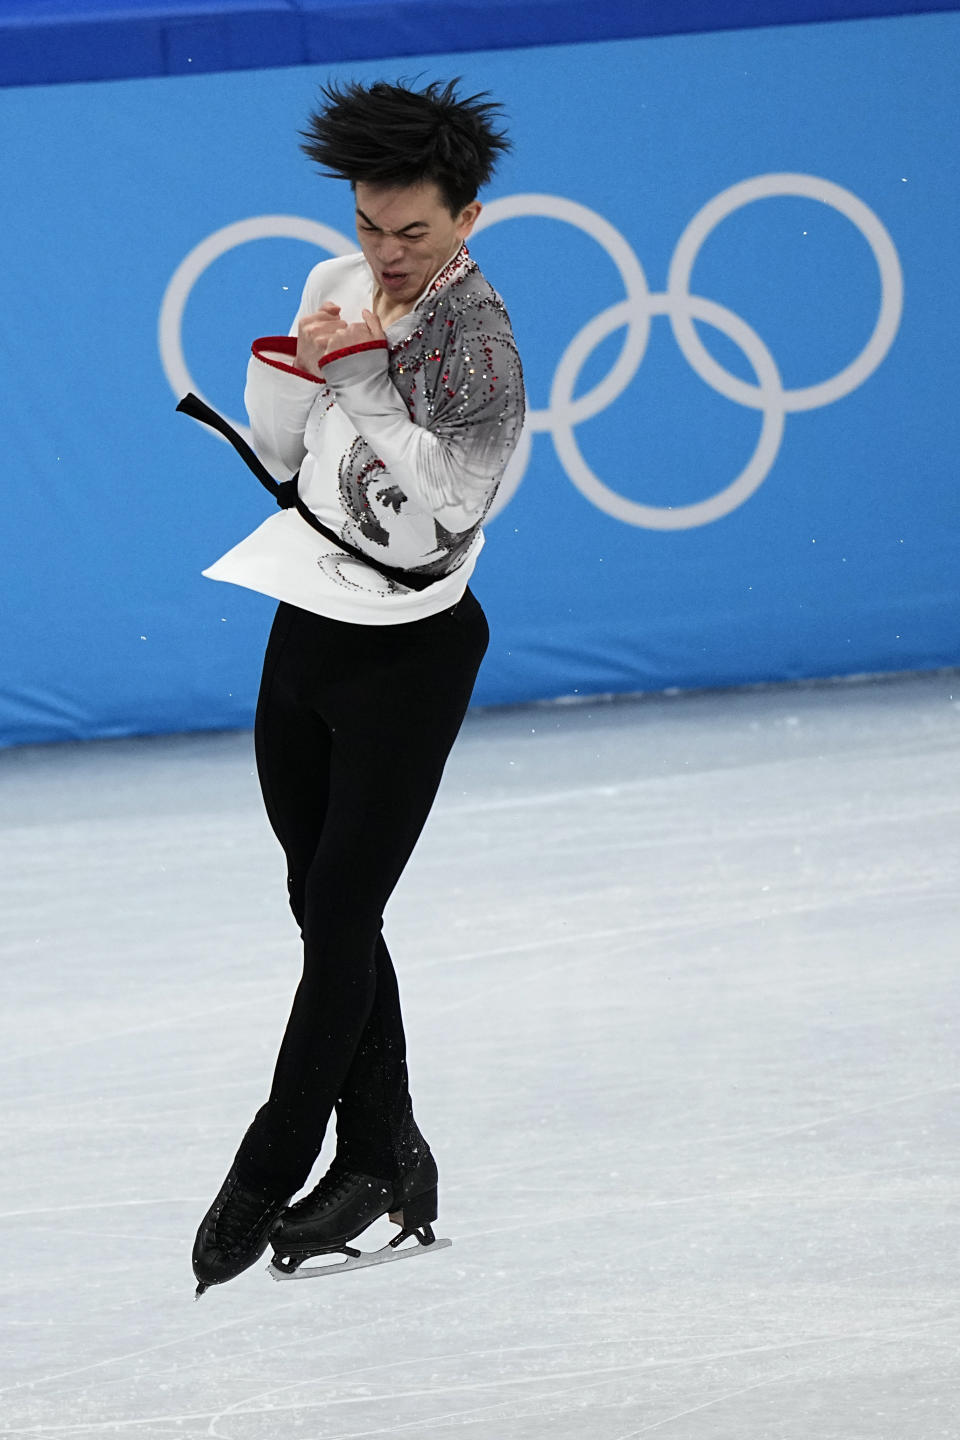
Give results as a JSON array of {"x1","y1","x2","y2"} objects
[{"x1": 321, "y1": 288, "x2": 525, "y2": 523}]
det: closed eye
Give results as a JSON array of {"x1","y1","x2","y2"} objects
[
  {"x1": 361, "y1": 230, "x2": 429, "y2": 241},
  {"x1": 357, "y1": 219, "x2": 429, "y2": 239}
]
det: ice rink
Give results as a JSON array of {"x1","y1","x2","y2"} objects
[{"x1": 2, "y1": 670, "x2": 958, "y2": 1439}]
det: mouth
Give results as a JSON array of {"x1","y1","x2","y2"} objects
[{"x1": 380, "y1": 270, "x2": 409, "y2": 291}]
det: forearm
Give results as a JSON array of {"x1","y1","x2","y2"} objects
[
  {"x1": 244, "y1": 344, "x2": 321, "y2": 475},
  {"x1": 322, "y1": 349, "x2": 502, "y2": 515}
]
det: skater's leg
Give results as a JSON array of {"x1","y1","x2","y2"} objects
[
  {"x1": 254, "y1": 609, "x2": 413, "y2": 1176},
  {"x1": 192, "y1": 606, "x2": 339, "y2": 1296},
  {"x1": 331, "y1": 592, "x2": 490, "y2": 1175}
]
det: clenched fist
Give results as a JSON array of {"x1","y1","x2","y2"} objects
[{"x1": 295, "y1": 304, "x2": 386, "y2": 374}]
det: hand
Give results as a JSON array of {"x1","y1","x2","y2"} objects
[
  {"x1": 295, "y1": 303, "x2": 346, "y2": 373},
  {"x1": 295, "y1": 305, "x2": 386, "y2": 374},
  {"x1": 319, "y1": 308, "x2": 386, "y2": 358}
]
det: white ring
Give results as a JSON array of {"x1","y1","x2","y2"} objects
[
  {"x1": 158, "y1": 215, "x2": 355, "y2": 441},
  {"x1": 552, "y1": 293, "x2": 785, "y2": 529},
  {"x1": 667, "y1": 173, "x2": 904, "y2": 412}
]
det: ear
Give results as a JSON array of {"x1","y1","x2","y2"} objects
[{"x1": 458, "y1": 201, "x2": 483, "y2": 239}]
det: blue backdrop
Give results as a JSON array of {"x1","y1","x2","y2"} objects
[{"x1": 2, "y1": 11, "x2": 959, "y2": 744}]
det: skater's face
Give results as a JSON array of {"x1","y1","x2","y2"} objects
[{"x1": 354, "y1": 180, "x2": 481, "y2": 314}]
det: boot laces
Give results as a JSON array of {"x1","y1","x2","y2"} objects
[
  {"x1": 291, "y1": 1160, "x2": 382, "y2": 1216},
  {"x1": 217, "y1": 1175, "x2": 280, "y2": 1248}
]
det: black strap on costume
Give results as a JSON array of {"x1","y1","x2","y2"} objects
[{"x1": 176, "y1": 391, "x2": 439, "y2": 593}]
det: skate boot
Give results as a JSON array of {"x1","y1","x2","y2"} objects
[
  {"x1": 268, "y1": 1149, "x2": 449, "y2": 1280},
  {"x1": 192, "y1": 1163, "x2": 291, "y2": 1298}
]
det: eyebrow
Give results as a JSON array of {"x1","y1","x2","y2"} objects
[{"x1": 355, "y1": 207, "x2": 429, "y2": 235}]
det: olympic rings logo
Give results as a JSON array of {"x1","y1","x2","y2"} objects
[{"x1": 159, "y1": 173, "x2": 903, "y2": 530}]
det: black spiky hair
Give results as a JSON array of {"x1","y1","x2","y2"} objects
[{"x1": 299, "y1": 77, "x2": 512, "y2": 215}]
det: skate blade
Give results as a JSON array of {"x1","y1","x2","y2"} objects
[{"x1": 267, "y1": 1234, "x2": 452, "y2": 1282}]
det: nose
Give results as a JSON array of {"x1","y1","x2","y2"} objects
[{"x1": 376, "y1": 235, "x2": 406, "y2": 266}]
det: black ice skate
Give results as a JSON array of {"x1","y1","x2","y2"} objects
[
  {"x1": 192, "y1": 1164, "x2": 292, "y2": 1298},
  {"x1": 267, "y1": 1152, "x2": 451, "y2": 1281}
]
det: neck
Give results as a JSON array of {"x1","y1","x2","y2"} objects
[
  {"x1": 373, "y1": 290, "x2": 411, "y2": 327},
  {"x1": 372, "y1": 243, "x2": 464, "y2": 327}
]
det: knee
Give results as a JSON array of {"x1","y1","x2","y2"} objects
[{"x1": 304, "y1": 905, "x2": 377, "y2": 955}]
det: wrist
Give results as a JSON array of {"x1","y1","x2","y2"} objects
[{"x1": 251, "y1": 336, "x2": 327, "y2": 384}]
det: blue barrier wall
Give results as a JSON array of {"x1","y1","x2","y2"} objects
[
  {"x1": 1, "y1": 11, "x2": 959, "y2": 744},
  {"x1": 2, "y1": 0, "x2": 958, "y2": 86}
]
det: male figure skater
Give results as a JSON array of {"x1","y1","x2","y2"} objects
[{"x1": 191, "y1": 78, "x2": 524, "y2": 1293}]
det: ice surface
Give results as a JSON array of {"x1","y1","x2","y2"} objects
[{"x1": 1, "y1": 672, "x2": 959, "y2": 1438}]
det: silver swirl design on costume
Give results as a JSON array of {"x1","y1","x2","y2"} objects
[
  {"x1": 316, "y1": 553, "x2": 402, "y2": 595},
  {"x1": 160, "y1": 175, "x2": 903, "y2": 531}
]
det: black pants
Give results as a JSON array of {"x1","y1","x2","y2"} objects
[{"x1": 233, "y1": 588, "x2": 489, "y2": 1194}]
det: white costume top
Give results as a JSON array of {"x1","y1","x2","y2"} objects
[{"x1": 203, "y1": 245, "x2": 525, "y2": 624}]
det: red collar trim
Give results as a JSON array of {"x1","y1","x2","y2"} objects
[{"x1": 426, "y1": 244, "x2": 474, "y2": 297}]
